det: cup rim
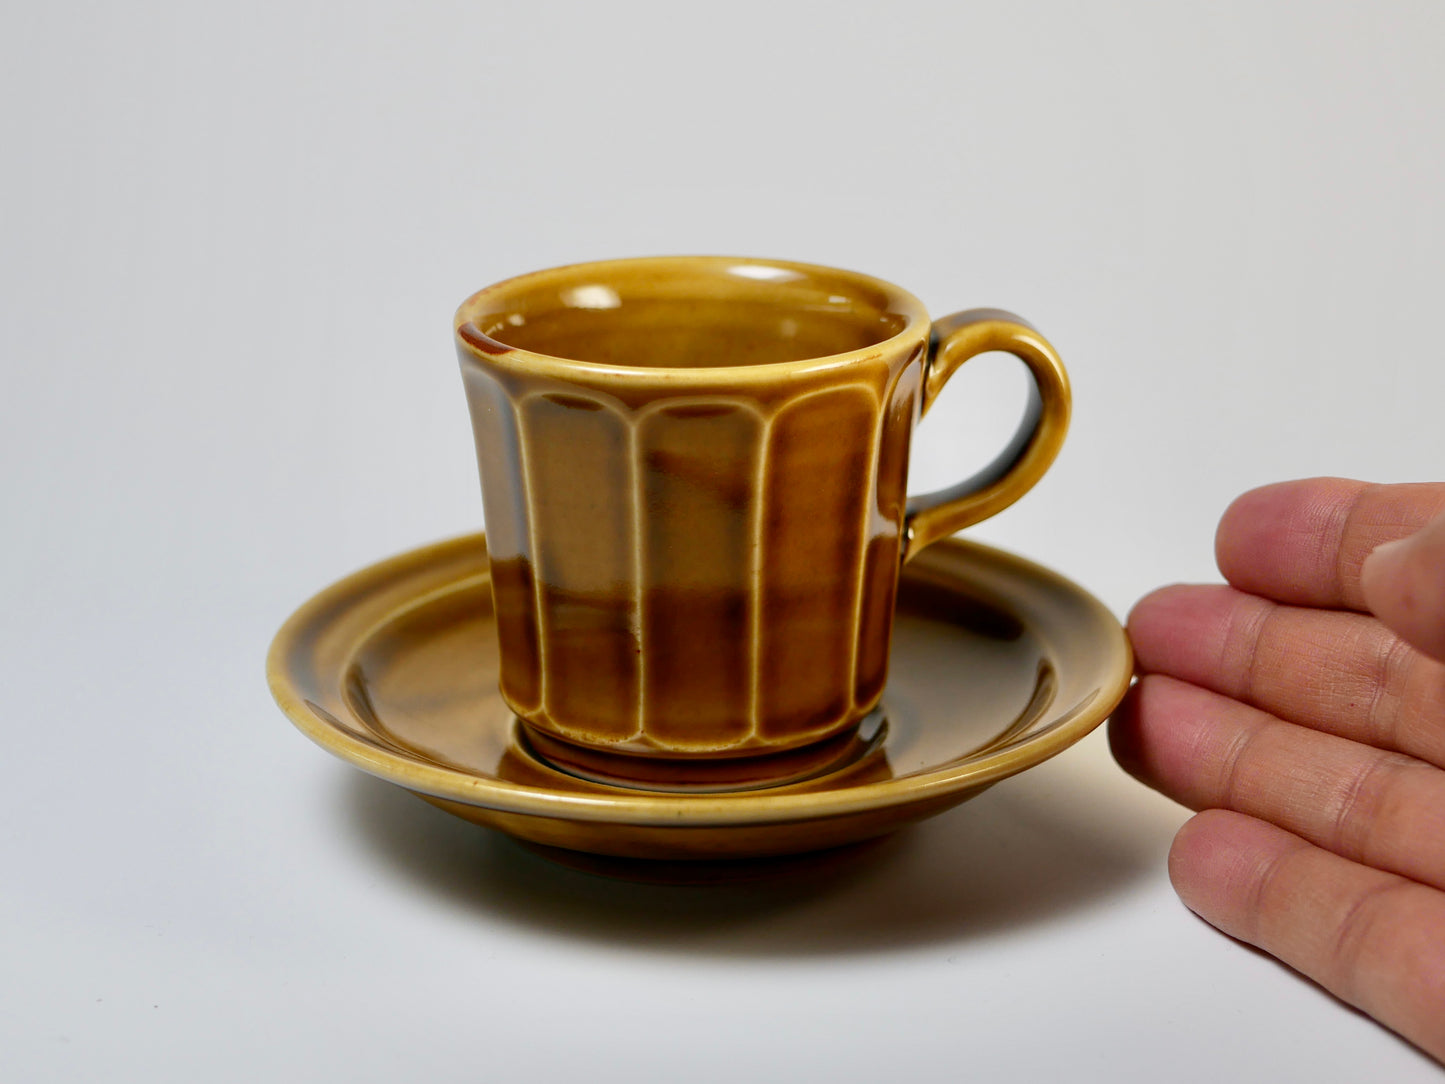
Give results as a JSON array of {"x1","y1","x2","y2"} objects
[{"x1": 453, "y1": 255, "x2": 931, "y2": 382}]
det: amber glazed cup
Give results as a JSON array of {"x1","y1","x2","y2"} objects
[{"x1": 455, "y1": 257, "x2": 1070, "y2": 776}]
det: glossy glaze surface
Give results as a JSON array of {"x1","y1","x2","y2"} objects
[
  {"x1": 455, "y1": 257, "x2": 1071, "y2": 761},
  {"x1": 267, "y1": 533, "x2": 1131, "y2": 862}
]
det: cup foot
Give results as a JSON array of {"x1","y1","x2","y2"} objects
[{"x1": 520, "y1": 711, "x2": 888, "y2": 794}]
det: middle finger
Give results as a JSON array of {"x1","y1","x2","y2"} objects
[{"x1": 1129, "y1": 584, "x2": 1445, "y2": 767}]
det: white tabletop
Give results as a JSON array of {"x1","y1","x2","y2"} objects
[{"x1": 4, "y1": 2, "x2": 1443, "y2": 1080}]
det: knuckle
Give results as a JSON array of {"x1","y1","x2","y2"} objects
[
  {"x1": 1365, "y1": 633, "x2": 1417, "y2": 749},
  {"x1": 1221, "y1": 595, "x2": 1274, "y2": 704},
  {"x1": 1392, "y1": 651, "x2": 1445, "y2": 763},
  {"x1": 1216, "y1": 722, "x2": 1263, "y2": 811},
  {"x1": 1334, "y1": 484, "x2": 1378, "y2": 605},
  {"x1": 1327, "y1": 752, "x2": 1409, "y2": 862},
  {"x1": 1327, "y1": 877, "x2": 1419, "y2": 1002}
]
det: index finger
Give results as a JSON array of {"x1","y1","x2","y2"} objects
[{"x1": 1215, "y1": 478, "x2": 1445, "y2": 611}]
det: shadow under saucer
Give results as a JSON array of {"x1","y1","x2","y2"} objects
[{"x1": 337, "y1": 744, "x2": 1171, "y2": 958}]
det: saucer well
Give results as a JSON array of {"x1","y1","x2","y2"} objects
[{"x1": 267, "y1": 535, "x2": 1131, "y2": 862}]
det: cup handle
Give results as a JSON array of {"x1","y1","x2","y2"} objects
[{"x1": 901, "y1": 309, "x2": 1072, "y2": 563}]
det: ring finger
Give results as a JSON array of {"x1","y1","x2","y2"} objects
[{"x1": 1110, "y1": 674, "x2": 1445, "y2": 894}]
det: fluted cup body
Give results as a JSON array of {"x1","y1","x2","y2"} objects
[{"x1": 456, "y1": 257, "x2": 932, "y2": 761}]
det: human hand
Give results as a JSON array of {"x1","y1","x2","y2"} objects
[{"x1": 1110, "y1": 478, "x2": 1445, "y2": 1061}]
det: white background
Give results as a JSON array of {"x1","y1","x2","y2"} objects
[{"x1": 3, "y1": 1, "x2": 1443, "y2": 1080}]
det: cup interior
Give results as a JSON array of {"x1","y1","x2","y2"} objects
[{"x1": 457, "y1": 258, "x2": 924, "y2": 369}]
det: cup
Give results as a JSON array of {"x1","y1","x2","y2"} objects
[{"x1": 455, "y1": 256, "x2": 1069, "y2": 777}]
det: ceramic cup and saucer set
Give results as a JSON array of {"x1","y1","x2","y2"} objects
[{"x1": 268, "y1": 257, "x2": 1132, "y2": 875}]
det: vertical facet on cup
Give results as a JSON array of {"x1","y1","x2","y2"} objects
[
  {"x1": 637, "y1": 401, "x2": 761, "y2": 748},
  {"x1": 519, "y1": 391, "x2": 640, "y2": 742},
  {"x1": 460, "y1": 367, "x2": 542, "y2": 713},
  {"x1": 853, "y1": 361, "x2": 922, "y2": 709},
  {"x1": 756, "y1": 385, "x2": 878, "y2": 742}
]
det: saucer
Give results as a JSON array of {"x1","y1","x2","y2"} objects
[{"x1": 268, "y1": 534, "x2": 1131, "y2": 862}]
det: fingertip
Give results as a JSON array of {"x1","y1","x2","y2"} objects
[
  {"x1": 1167, "y1": 809, "x2": 1217, "y2": 889},
  {"x1": 1125, "y1": 583, "x2": 1193, "y2": 631},
  {"x1": 1126, "y1": 583, "x2": 1240, "y2": 678},
  {"x1": 1104, "y1": 673, "x2": 1229, "y2": 807},
  {"x1": 1214, "y1": 480, "x2": 1303, "y2": 578},
  {"x1": 1167, "y1": 810, "x2": 1225, "y2": 918},
  {"x1": 1168, "y1": 809, "x2": 1292, "y2": 938},
  {"x1": 1214, "y1": 477, "x2": 1365, "y2": 603}
]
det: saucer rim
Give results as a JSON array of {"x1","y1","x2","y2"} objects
[{"x1": 267, "y1": 534, "x2": 1132, "y2": 827}]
